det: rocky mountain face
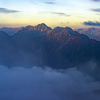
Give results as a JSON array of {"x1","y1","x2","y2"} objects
[
  {"x1": 0, "y1": 23, "x2": 100, "y2": 70},
  {"x1": 75, "y1": 27, "x2": 100, "y2": 41}
]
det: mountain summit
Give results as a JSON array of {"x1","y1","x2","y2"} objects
[
  {"x1": 21, "y1": 23, "x2": 52, "y2": 32},
  {"x1": 34, "y1": 23, "x2": 52, "y2": 31}
]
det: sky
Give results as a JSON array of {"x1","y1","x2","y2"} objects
[{"x1": 0, "y1": 0, "x2": 100, "y2": 29}]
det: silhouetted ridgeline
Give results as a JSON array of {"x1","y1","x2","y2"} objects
[{"x1": 0, "y1": 23, "x2": 100, "y2": 69}]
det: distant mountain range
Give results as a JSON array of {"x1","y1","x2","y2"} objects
[
  {"x1": 75, "y1": 27, "x2": 100, "y2": 41},
  {"x1": 0, "y1": 23, "x2": 100, "y2": 79},
  {"x1": 0, "y1": 27, "x2": 23, "y2": 36},
  {"x1": 1, "y1": 26, "x2": 100, "y2": 41}
]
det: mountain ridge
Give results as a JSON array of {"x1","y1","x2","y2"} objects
[
  {"x1": 0, "y1": 23, "x2": 100, "y2": 70},
  {"x1": 0, "y1": 27, "x2": 23, "y2": 36},
  {"x1": 19, "y1": 23, "x2": 52, "y2": 32},
  {"x1": 75, "y1": 27, "x2": 100, "y2": 41},
  {"x1": 0, "y1": 23, "x2": 100, "y2": 80}
]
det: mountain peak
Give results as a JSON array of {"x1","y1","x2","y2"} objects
[
  {"x1": 38, "y1": 23, "x2": 47, "y2": 26},
  {"x1": 21, "y1": 23, "x2": 52, "y2": 32},
  {"x1": 65, "y1": 27, "x2": 73, "y2": 31},
  {"x1": 48, "y1": 26, "x2": 89, "y2": 40},
  {"x1": 52, "y1": 26, "x2": 73, "y2": 33},
  {"x1": 35, "y1": 23, "x2": 52, "y2": 31}
]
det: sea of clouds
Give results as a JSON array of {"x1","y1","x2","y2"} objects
[{"x1": 0, "y1": 65, "x2": 100, "y2": 100}]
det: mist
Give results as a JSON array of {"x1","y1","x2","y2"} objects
[{"x1": 0, "y1": 65, "x2": 100, "y2": 100}]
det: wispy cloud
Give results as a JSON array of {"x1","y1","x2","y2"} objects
[
  {"x1": 39, "y1": 11, "x2": 70, "y2": 17},
  {"x1": 30, "y1": 1, "x2": 37, "y2": 5},
  {"x1": 83, "y1": 21, "x2": 100, "y2": 26},
  {"x1": 91, "y1": 8, "x2": 100, "y2": 12},
  {"x1": 0, "y1": 8, "x2": 19, "y2": 14},
  {"x1": 45, "y1": 1, "x2": 56, "y2": 5},
  {"x1": 61, "y1": 22, "x2": 69, "y2": 24},
  {"x1": 49, "y1": 12, "x2": 70, "y2": 17},
  {"x1": 91, "y1": 0, "x2": 100, "y2": 2}
]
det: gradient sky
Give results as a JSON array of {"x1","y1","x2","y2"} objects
[{"x1": 0, "y1": 0, "x2": 100, "y2": 29}]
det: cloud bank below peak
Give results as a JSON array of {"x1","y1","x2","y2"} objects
[
  {"x1": 0, "y1": 65, "x2": 100, "y2": 100},
  {"x1": 0, "y1": 7, "x2": 19, "y2": 14}
]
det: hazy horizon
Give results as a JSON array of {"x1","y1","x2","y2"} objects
[
  {"x1": 1, "y1": 23, "x2": 100, "y2": 30},
  {"x1": 0, "y1": 0, "x2": 100, "y2": 29}
]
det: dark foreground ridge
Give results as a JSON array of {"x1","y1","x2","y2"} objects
[{"x1": 0, "y1": 23, "x2": 100, "y2": 79}]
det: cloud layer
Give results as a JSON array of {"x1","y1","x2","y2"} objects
[
  {"x1": 83, "y1": 21, "x2": 100, "y2": 26},
  {"x1": 40, "y1": 11, "x2": 70, "y2": 17},
  {"x1": 91, "y1": 8, "x2": 100, "y2": 12},
  {"x1": 0, "y1": 65, "x2": 100, "y2": 100},
  {"x1": 91, "y1": 0, "x2": 100, "y2": 2},
  {"x1": 45, "y1": 1, "x2": 56, "y2": 4},
  {"x1": 0, "y1": 8, "x2": 18, "y2": 14},
  {"x1": 50, "y1": 12, "x2": 70, "y2": 16}
]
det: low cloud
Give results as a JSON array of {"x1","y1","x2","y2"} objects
[
  {"x1": 0, "y1": 65, "x2": 100, "y2": 100},
  {"x1": 83, "y1": 21, "x2": 100, "y2": 26},
  {"x1": 0, "y1": 8, "x2": 19, "y2": 14},
  {"x1": 91, "y1": 8, "x2": 100, "y2": 12}
]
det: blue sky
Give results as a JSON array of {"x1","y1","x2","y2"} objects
[{"x1": 0, "y1": 0, "x2": 100, "y2": 29}]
